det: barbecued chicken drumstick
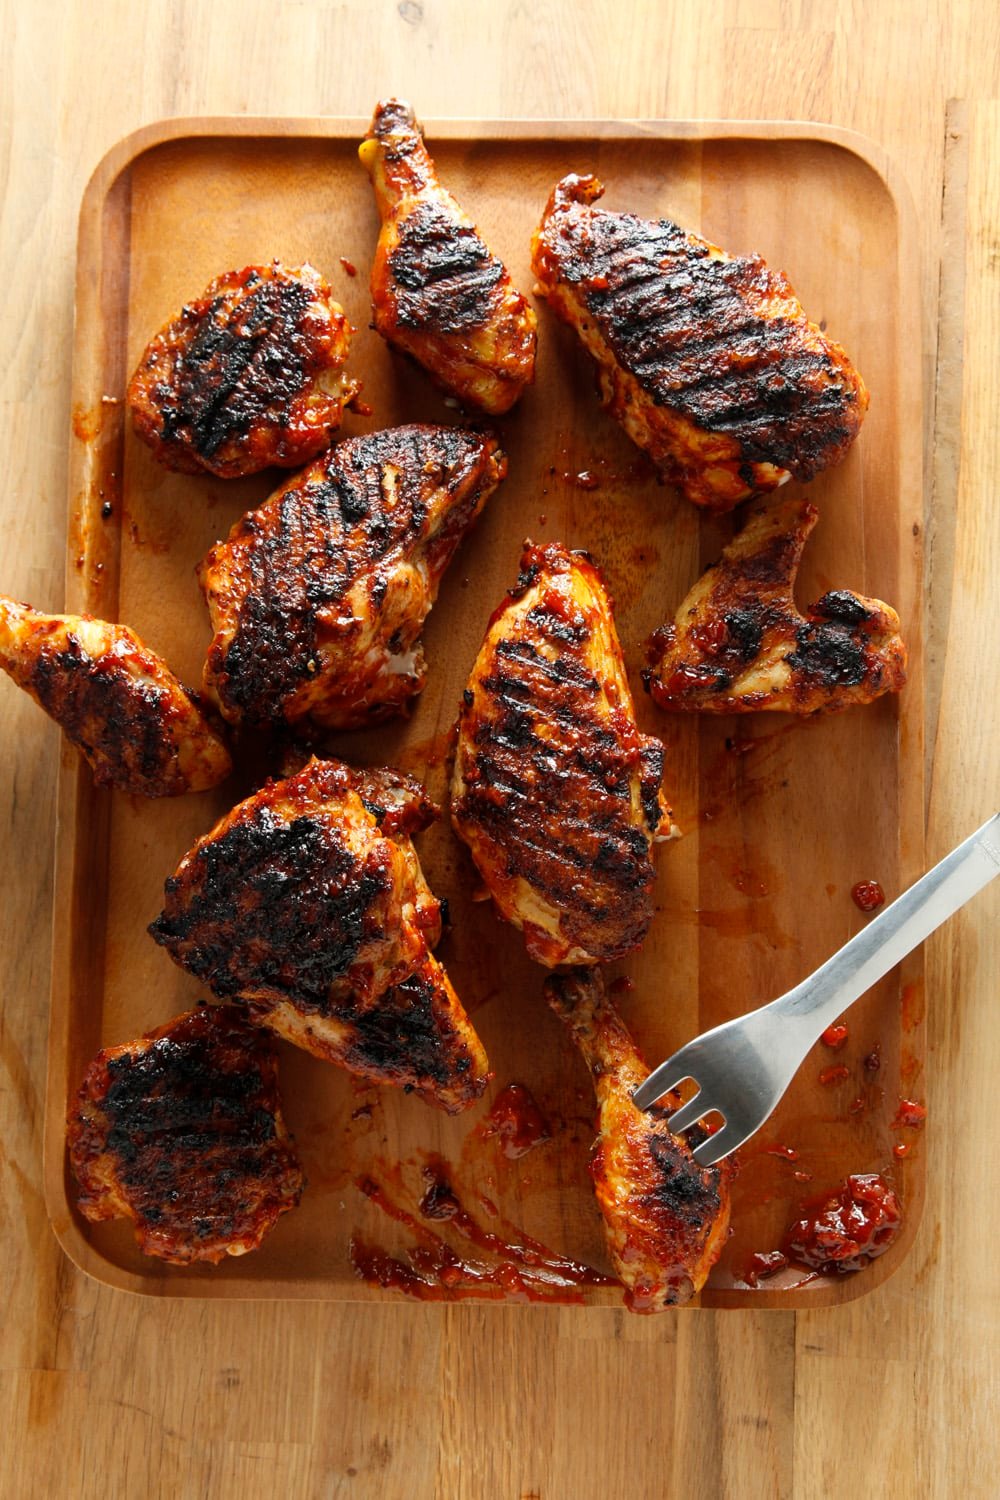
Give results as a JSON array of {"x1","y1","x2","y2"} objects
[
  {"x1": 150, "y1": 757, "x2": 489, "y2": 1111},
  {"x1": 546, "y1": 969, "x2": 732, "y2": 1311},
  {"x1": 127, "y1": 261, "x2": 359, "y2": 478},
  {"x1": 451, "y1": 542, "x2": 672, "y2": 968},
  {"x1": 68, "y1": 1005, "x2": 303, "y2": 1265},
  {"x1": 644, "y1": 494, "x2": 907, "y2": 713},
  {"x1": 199, "y1": 424, "x2": 506, "y2": 731},
  {"x1": 360, "y1": 99, "x2": 537, "y2": 415},
  {"x1": 532, "y1": 175, "x2": 868, "y2": 511},
  {"x1": 0, "y1": 596, "x2": 231, "y2": 796}
]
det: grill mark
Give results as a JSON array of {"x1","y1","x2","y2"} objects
[{"x1": 389, "y1": 201, "x2": 506, "y2": 333}]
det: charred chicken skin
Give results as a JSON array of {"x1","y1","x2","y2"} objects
[
  {"x1": 199, "y1": 424, "x2": 506, "y2": 731},
  {"x1": 68, "y1": 1005, "x2": 303, "y2": 1265},
  {"x1": 360, "y1": 99, "x2": 537, "y2": 415},
  {"x1": 531, "y1": 175, "x2": 869, "y2": 511},
  {"x1": 150, "y1": 757, "x2": 489, "y2": 1112},
  {"x1": 644, "y1": 494, "x2": 907, "y2": 713},
  {"x1": 127, "y1": 262, "x2": 358, "y2": 478},
  {"x1": 546, "y1": 969, "x2": 732, "y2": 1310},
  {"x1": 451, "y1": 542, "x2": 671, "y2": 968},
  {"x1": 0, "y1": 596, "x2": 231, "y2": 796}
]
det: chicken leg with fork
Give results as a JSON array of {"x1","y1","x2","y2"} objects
[
  {"x1": 546, "y1": 968, "x2": 733, "y2": 1311},
  {"x1": 0, "y1": 596, "x2": 231, "y2": 796},
  {"x1": 360, "y1": 99, "x2": 537, "y2": 415}
]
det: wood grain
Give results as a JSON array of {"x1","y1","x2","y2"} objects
[{"x1": 1, "y1": 2, "x2": 998, "y2": 1496}]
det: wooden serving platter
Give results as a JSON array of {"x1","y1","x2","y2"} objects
[{"x1": 45, "y1": 117, "x2": 923, "y2": 1308}]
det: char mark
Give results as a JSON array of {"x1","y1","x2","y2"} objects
[{"x1": 390, "y1": 201, "x2": 505, "y2": 333}]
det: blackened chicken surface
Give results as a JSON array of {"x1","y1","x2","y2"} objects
[
  {"x1": 150, "y1": 757, "x2": 489, "y2": 1110},
  {"x1": 67, "y1": 1005, "x2": 303, "y2": 1265},
  {"x1": 0, "y1": 596, "x2": 231, "y2": 796},
  {"x1": 531, "y1": 175, "x2": 869, "y2": 511},
  {"x1": 644, "y1": 494, "x2": 907, "y2": 713},
  {"x1": 360, "y1": 99, "x2": 536, "y2": 415},
  {"x1": 546, "y1": 969, "x2": 732, "y2": 1311},
  {"x1": 199, "y1": 424, "x2": 506, "y2": 731},
  {"x1": 451, "y1": 541, "x2": 671, "y2": 968},
  {"x1": 127, "y1": 262, "x2": 358, "y2": 478}
]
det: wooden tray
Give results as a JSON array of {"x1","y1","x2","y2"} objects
[{"x1": 45, "y1": 116, "x2": 924, "y2": 1308}]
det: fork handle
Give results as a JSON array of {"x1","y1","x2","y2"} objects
[{"x1": 777, "y1": 811, "x2": 1000, "y2": 1033}]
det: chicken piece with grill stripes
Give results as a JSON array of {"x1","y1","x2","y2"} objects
[
  {"x1": 531, "y1": 175, "x2": 869, "y2": 511},
  {"x1": 360, "y1": 99, "x2": 537, "y2": 415},
  {"x1": 546, "y1": 969, "x2": 733, "y2": 1311},
  {"x1": 127, "y1": 262, "x2": 359, "y2": 478},
  {"x1": 149, "y1": 757, "x2": 489, "y2": 1112},
  {"x1": 644, "y1": 493, "x2": 907, "y2": 713},
  {"x1": 199, "y1": 423, "x2": 506, "y2": 732},
  {"x1": 0, "y1": 596, "x2": 231, "y2": 796},
  {"x1": 68, "y1": 1005, "x2": 303, "y2": 1265},
  {"x1": 451, "y1": 541, "x2": 672, "y2": 969}
]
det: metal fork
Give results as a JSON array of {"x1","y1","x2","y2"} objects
[{"x1": 632, "y1": 811, "x2": 1000, "y2": 1166}]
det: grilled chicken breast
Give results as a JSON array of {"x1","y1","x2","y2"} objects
[
  {"x1": 532, "y1": 175, "x2": 869, "y2": 511},
  {"x1": 199, "y1": 424, "x2": 506, "y2": 731},
  {"x1": 644, "y1": 494, "x2": 907, "y2": 713},
  {"x1": 360, "y1": 99, "x2": 537, "y2": 415},
  {"x1": 150, "y1": 757, "x2": 489, "y2": 1111},
  {"x1": 546, "y1": 969, "x2": 732, "y2": 1310},
  {"x1": 127, "y1": 262, "x2": 359, "y2": 478},
  {"x1": 451, "y1": 541, "x2": 671, "y2": 968},
  {"x1": 0, "y1": 596, "x2": 231, "y2": 796},
  {"x1": 68, "y1": 1005, "x2": 303, "y2": 1265}
]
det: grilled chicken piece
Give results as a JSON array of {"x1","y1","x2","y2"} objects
[
  {"x1": 0, "y1": 596, "x2": 231, "y2": 796},
  {"x1": 127, "y1": 262, "x2": 358, "y2": 478},
  {"x1": 199, "y1": 424, "x2": 506, "y2": 731},
  {"x1": 644, "y1": 494, "x2": 907, "y2": 713},
  {"x1": 68, "y1": 1005, "x2": 303, "y2": 1265},
  {"x1": 451, "y1": 541, "x2": 671, "y2": 968},
  {"x1": 532, "y1": 175, "x2": 868, "y2": 511},
  {"x1": 546, "y1": 969, "x2": 732, "y2": 1310},
  {"x1": 360, "y1": 99, "x2": 537, "y2": 415},
  {"x1": 150, "y1": 757, "x2": 489, "y2": 1111}
]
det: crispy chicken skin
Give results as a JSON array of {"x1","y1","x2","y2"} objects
[
  {"x1": 150, "y1": 757, "x2": 489, "y2": 1111},
  {"x1": 644, "y1": 494, "x2": 907, "y2": 713},
  {"x1": 199, "y1": 424, "x2": 506, "y2": 731},
  {"x1": 451, "y1": 542, "x2": 671, "y2": 968},
  {"x1": 127, "y1": 262, "x2": 358, "y2": 478},
  {"x1": 0, "y1": 596, "x2": 231, "y2": 796},
  {"x1": 531, "y1": 175, "x2": 869, "y2": 511},
  {"x1": 360, "y1": 99, "x2": 537, "y2": 415},
  {"x1": 546, "y1": 969, "x2": 732, "y2": 1310},
  {"x1": 68, "y1": 1005, "x2": 303, "y2": 1265}
]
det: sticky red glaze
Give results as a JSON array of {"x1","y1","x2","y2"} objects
[
  {"x1": 745, "y1": 1250, "x2": 789, "y2": 1287},
  {"x1": 892, "y1": 1099, "x2": 927, "y2": 1129},
  {"x1": 821, "y1": 1023, "x2": 849, "y2": 1049},
  {"x1": 480, "y1": 1083, "x2": 551, "y2": 1160},
  {"x1": 783, "y1": 1174, "x2": 902, "y2": 1275},
  {"x1": 851, "y1": 880, "x2": 885, "y2": 912}
]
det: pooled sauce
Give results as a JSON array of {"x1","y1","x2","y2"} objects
[
  {"x1": 782, "y1": 1173, "x2": 901, "y2": 1275},
  {"x1": 478, "y1": 1083, "x2": 551, "y2": 1160}
]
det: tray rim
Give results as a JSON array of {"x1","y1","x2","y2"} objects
[{"x1": 45, "y1": 112, "x2": 926, "y2": 1309}]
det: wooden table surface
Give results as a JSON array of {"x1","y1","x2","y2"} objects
[{"x1": 1, "y1": 2, "x2": 997, "y2": 1495}]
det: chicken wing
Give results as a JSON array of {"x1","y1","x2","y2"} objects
[
  {"x1": 451, "y1": 541, "x2": 671, "y2": 968},
  {"x1": 360, "y1": 99, "x2": 537, "y2": 415},
  {"x1": 127, "y1": 262, "x2": 358, "y2": 478},
  {"x1": 149, "y1": 757, "x2": 489, "y2": 1111},
  {"x1": 532, "y1": 175, "x2": 868, "y2": 511},
  {"x1": 0, "y1": 596, "x2": 231, "y2": 796},
  {"x1": 199, "y1": 424, "x2": 506, "y2": 731},
  {"x1": 68, "y1": 1005, "x2": 303, "y2": 1265},
  {"x1": 546, "y1": 969, "x2": 732, "y2": 1310},
  {"x1": 644, "y1": 494, "x2": 907, "y2": 713}
]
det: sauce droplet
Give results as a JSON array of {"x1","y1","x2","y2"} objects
[{"x1": 852, "y1": 881, "x2": 885, "y2": 912}]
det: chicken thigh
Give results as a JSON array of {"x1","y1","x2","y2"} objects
[
  {"x1": 199, "y1": 424, "x2": 506, "y2": 731},
  {"x1": 451, "y1": 541, "x2": 671, "y2": 967},
  {"x1": 546, "y1": 969, "x2": 732, "y2": 1310},
  {"x1": 360, "y1": 99, "x2": 536, "y2": 415},
  {"x1": 0, "y1": 596, "x2": 231, "y2": 796},
  {"x1": 532, "y1": 175, "x2": 868, "y2": 511}
]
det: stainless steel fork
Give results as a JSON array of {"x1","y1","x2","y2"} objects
[{"x1": 632, "y1": 812, "x2": 1000, "y2": 1166}]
